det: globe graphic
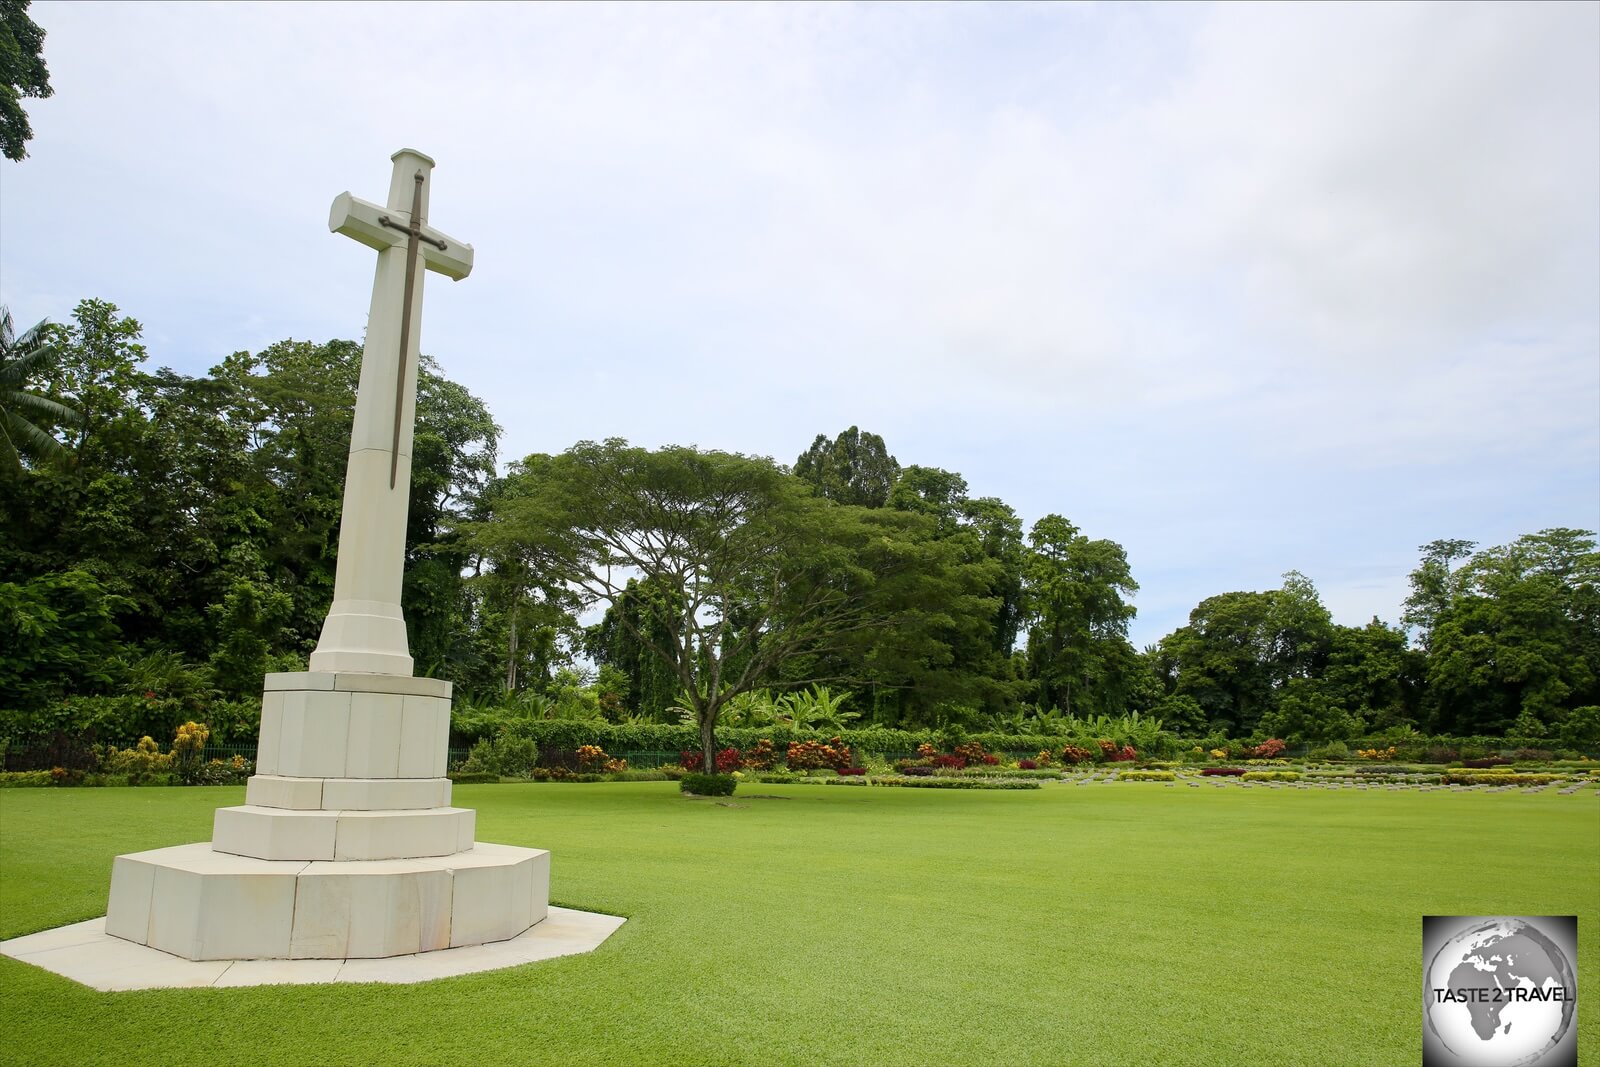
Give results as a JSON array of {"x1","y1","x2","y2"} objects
[{"x1": 1425, "y1": 918, "x2": 1576, "y2": 1066}]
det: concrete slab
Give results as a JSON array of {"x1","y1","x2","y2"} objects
[{"x1": 0, "y1": 906, "x2": 624, "y2": 991}]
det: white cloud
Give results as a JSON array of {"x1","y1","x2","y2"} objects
[{"x1": 3, "y1": 0, "x2": 1595, "y2": 647}]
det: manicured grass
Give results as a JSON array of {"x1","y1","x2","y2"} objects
[{"x1": 2, "y1": 782, "x2": 1596, "y2": 1066}]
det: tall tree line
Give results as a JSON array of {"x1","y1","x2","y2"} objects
[{"x1": 2, "y1": 307, "x2": 1596, "y2": 752}]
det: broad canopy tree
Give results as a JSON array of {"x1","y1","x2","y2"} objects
[{"x1": 477, "y1": 439, "x2": 946, "y2": 771}]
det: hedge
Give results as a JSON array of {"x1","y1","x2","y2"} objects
[
  {"x1": 473, "y1": 719, "x2": 1094, "y2": 757},
  {"x1": 871, "y1": 775, "x2": 1042, "y2": 790},
  {"x1": 1441, "y1": 773, "x2": 1566, "y2": 787},
  {"x1": 1117, "y1": 770, "x2": 1175, "y2": 782},
  {"x1": 1241, "y1": 771, "x2": 1301, "y2": 782}
]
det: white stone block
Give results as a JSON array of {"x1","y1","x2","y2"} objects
[
  {"x1": 137, "y1": 844, "x2": 304, "y2": 961},
  {"x1": 245, "y1": 775, "x2": 324, "y2": 810},
  {"x1": 276, "y1": 689, "x2": 352, "y2": 778},
  {"x1": 321, "y1": 777, "x2": 449, "y2": 811},
  {"x1": 344, "y1": 691, "x2": 404, "y2": 778},
  {"x1": 449, "y1": 845, "x2": 549, "y2": 947},
  {"x1": 255, "y1": 691, "x2": 284, "y2": 776},
  {"x1": 333, "y1": 672, "x2": 451, "y2": 698},
  {"x1": 264, "y1": 672, "x2": 336, "y2": 692},
  {"x1": 213, "y1": 806, "x2": 337, "y2": 861},
  {"x1": 291, "y1": 860, "x2": 453, "y2": 959},
  {"x1": 397, "y1": 695, "x2": 448, "y2": 777},
  {"x1": 105, "y1": 856, "x2": 154, "y2": 944},
  {"x1": 333, "y1": 807, "x2": 472, "y2": 861}
]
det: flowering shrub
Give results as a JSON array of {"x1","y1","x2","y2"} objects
[
  {"x1": 787, "y1": 738, "x2": 853, "y2": 771},
  {"x1": 680, "y1": 750, "x2": 703, "y2": 770},
  {"x1": 1249, "y1": 739, "x2": 1286, "y2": 759},
  {"x1": 172, "y1": 721, "x2": 210, "y2": 784},
  {"x1": 189, "y1": 755, "x2": 254, "y2": 785},
  {"x1": 1097, "y1": 739, "x2": 1118, "y2": 759},
  {"x1": 576, "y1": 744, "x2": 610, "y2": 771},
  {"x1": 105, "y1": 736, "x2": 174, "y2": 785},
  {"x1": 930, "y1": 754, "x2": 966, "y2": 770},
  {"x1": 1200, "y1": 767, "x2": 1246, "y2": 777},
  {"x1": 1034, "y1": 750, "x2": 1055, "y2": 767},
  {"x1": 1018, "y1": 759, "x2": 1038, "y2": 770},
  {"x1": 1208, "y1": 748, "x2": 1228, "y2": 760},
  {"x1": 1061, "y1": 745, "x2": 1095, "y2": 765},
  {"x1": 954, "y1": 741, "x2": 999, "y2": 765},
  {"x1": 1357, "y1": 746, "x2": 1398, "y2": 761},
  {"x1": 715, "y1": 747, "x2": 743, "y2": 773},
  {"x1": 836, "y1": 767, "x2": 867, "y2": 776},
  {"x1": 1110, "y1": 744, "x2": 1138, "y2": 762},
  {"x1": 916, "y1": 742, "x2": 938, "y2": 759},
  {"x1": 741, "y1": 739, "x2": 778, "y2": 770},
  {"x1": 603, "y1": 757, "x2": 629, "y2": 773}
]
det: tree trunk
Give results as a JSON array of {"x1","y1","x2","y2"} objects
[
  {"x1": 504, "y1": 610, "x2": 519, "y2": 693},
  {"x1": 700, "y1": 707, "x2": 717, "y2": 773}
]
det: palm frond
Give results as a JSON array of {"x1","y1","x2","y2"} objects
[{"x1": 5, "y1": 388, "x2": 79, "y2": 425}]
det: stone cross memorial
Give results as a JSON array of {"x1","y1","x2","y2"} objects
[{"x1": 102, "y1": 150, "x2": 553, "y2": 962}]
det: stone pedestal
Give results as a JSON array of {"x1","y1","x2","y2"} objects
[{"x1": 105, "y1": 672, "x2": 551, "y2": 961}]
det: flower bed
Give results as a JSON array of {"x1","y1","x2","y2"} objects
[
  {"x1": 1200, "y1": 767, "x2": 1246, "y2": 777},
  {"x1": 1442, "y1": 773, "x2": 1565, "y2": 787},
  {"x1": 871, "y1": 775, "x2": 1041, "y2": 790}
]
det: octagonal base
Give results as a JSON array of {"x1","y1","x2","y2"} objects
[{"x1": 106, "y1": 842, "x2": 548, "y2": 960}]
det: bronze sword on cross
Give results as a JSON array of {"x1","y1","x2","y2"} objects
[{"x1": 377, "y1": 171, "x2": 449, "y2": 488}]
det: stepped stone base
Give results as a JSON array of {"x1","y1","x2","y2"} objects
[
  {"x1": 106, "y1": 842, "x2": 548, "y2": 960},
  {"x1": 99, "y1": 672, "x2": 555, "y2": 964}
]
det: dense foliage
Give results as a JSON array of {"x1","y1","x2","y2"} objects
[{"x1": 1, "y1": 297, "x2": 1596, "y2": 766}]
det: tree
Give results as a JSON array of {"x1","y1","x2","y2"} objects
[
  {"x1": 0, "y1": 308, "x2": 75, "y2": 469},
  {"x1": 1418, "y1": 529, "x2": 1600, "y2": 735},
  {"x1": 1160, "y1": 573, "x2": 1334, "y2": 736},
  {"x1": 1022, "y1": 515, "x2": 1141, "y2": 718},
  {"x1": 793, "y1": 426, "x2": 899, "y2": 508},
  {"x1": 587, "y1": 575, "x2": 687, "y2": 720},
  {"x1": 479, "y1": 440, "x2": 927, "y2": 770},
  {"x1": 1402, "y1": 538, "x2": 1476, "y2": 652},
  {"x1": 0, "y1": 1, "x2": 51, "y2": 161}
]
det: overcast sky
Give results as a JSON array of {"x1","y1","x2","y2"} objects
[{"x1": 3, "y1": 1, "x2": 1596, "y2": 649}]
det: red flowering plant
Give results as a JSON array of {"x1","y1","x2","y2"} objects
[
  {"x1": 786, "y1": 738, "x2": 853, "y2": 771},
  {"x1": 954, "y1": 741, "x2": 999, "y2": 765},
  {"x1": 1061, "y1": 745, "x2": 1095, "y2": 765},
  {"x1": 715, "y1": 747, "x2": 743, "y2": 773},
  {"x1": 1248, "y1": 738, "x2": 1286, "y2": 759},
  {"x1": 1018, "y1": 759, "x2": 1038, "y2": 770},
  {"x1": 741, "y1": 739, "x2": 778, "y2": 770},
  {"x1": 930, "y1": 754, "x2": 966, "y2": 770}
]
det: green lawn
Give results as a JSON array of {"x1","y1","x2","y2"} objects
[{"x1": 2, "y1": 782, "x2": 1596, "y2": 1066}]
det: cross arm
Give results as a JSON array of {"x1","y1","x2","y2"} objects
[{"x1": 329, "y1": 191, "x2": 475, "y2": 281}]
